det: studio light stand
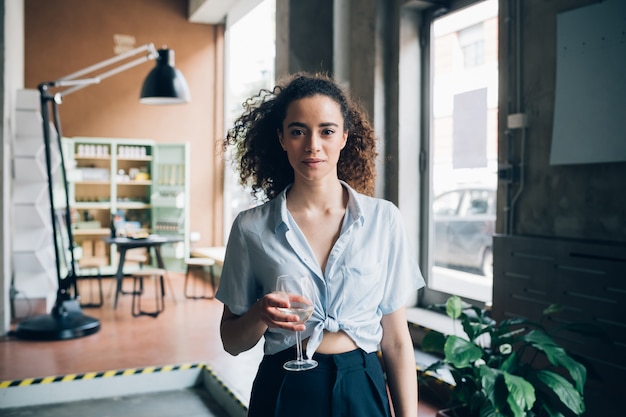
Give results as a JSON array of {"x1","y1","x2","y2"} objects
[{"x1": 14, "y1": 43, "x2": 190, "y2": 340}]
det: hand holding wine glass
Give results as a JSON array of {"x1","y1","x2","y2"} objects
[{"x1": 276, "y1": 274, "x2": 318, "y2": 371}]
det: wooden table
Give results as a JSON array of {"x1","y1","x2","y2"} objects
[
  {"x1": 189, "y1": 246, "x2": 226, "y2": 266},
  {"x1": 104, "y1": 235, "x2": 183, "y2": 308}
]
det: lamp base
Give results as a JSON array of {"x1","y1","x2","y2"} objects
[{"x1": 14, "y1": 300, "x2": 100, "y2": 340}]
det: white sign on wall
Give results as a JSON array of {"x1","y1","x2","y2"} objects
[{"x1": 550, "y1": 0, "x2": 626, "y2": 165}]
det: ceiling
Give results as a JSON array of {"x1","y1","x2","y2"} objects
[
  {"x1": 188, "y1": 0, "x2": 238, "y2": 23},
  {"x1": 188, "y1": 0, "x2": 268, "y2": 24}
]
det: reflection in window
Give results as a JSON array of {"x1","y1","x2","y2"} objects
[
  {"x1": 433, "y1": 190, "x2": 462, "y2": 216},
  {"x1": 458, "y1": 23, "x2": 485, "y2": 68}
]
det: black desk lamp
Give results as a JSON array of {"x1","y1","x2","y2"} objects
[{"x1": 14, "y1": 43, "x2": 190, "y2": 340}]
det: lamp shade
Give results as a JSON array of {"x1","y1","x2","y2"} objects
[{"x1": 140, "y1": 49, "x2": 190, "y2": 104}]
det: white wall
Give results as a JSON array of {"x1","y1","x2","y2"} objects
[{"x1": 2, "y1": 0, "x2": 25, "y2": 334}]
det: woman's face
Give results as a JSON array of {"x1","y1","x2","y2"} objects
[{"x1": 278, "y1": 94, "x2": 348, "y2": 186}]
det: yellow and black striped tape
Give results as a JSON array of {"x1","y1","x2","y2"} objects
[
  {"x1": 205, "y1": 367, "x2": 247, "y2": 411},
  {"x1": 0, "y1": 362, "x2": 248, "y2": 412},
  {"x1": 0, "y1": 362, "x2": 203, "y2": 389}
]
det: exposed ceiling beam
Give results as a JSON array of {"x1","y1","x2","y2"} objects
[{"x1": 188, "y1": 0, "x2": 237, "y2": 24}]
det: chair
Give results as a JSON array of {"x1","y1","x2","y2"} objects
[
  {"x1": 110, "y1": 246, "x2": 178, "y2": 306},
  {"x1": 184, "y1": 257, "x2": 216, "y2": 299},
  {"x1": 76, "y1": 258, "x2": 107, "y2": 308},
  {"x1": 130, "y1": 268, "x2": 166, "y2": 317}
]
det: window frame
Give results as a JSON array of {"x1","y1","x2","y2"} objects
[{"x1": 414, "y1": 0, "x2": 496, "y2": 310}]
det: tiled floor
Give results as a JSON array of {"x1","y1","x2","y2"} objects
[{"x1": 1, "y1": 273, "x2": 439, "y2": 416}]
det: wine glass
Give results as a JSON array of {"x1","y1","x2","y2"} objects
[{"x1": 276, "y1": 274, "x2": 318, "y2": 371}]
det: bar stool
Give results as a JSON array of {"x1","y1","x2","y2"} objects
[
  {"x1": 130, "y1": 268, "x2": 166, "y2": 317},
  {"x1": 184, "y1": 257, "x2": 216, "y2": 299},
  {"x1": 108, "y1": 249, "x2": 150, "y2": 301},
  {"x1": 76, "y1": 258, "x2": 106, "y2": 308}
]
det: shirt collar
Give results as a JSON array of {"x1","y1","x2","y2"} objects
[
  {"x1": 342, "y1": 180, "x2": 365, "y2": 227},
  {"x1": 270, "y1": 181, "x2": 365, "y2": 234}
]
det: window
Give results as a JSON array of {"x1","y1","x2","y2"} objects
[
  {"x1": 223, "y1": 0, "x2": 276, "y2": 237},
  {"x1": 425, "y1": 0, "x2": 498, "y2": 304}
]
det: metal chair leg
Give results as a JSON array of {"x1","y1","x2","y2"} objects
[
  {"x1": 131, "y1": 269, "x2": 165, "y2": 318},
  {"x1": 184, "y1": 264, "x2": 215, "y2": 299},
  {"x1": 79, "y1": 266, "x2": 104, "y2": 308}
]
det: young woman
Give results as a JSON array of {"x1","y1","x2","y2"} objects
[{"x1": 217, "y1": 72, "x2": 424, "y2": 417}]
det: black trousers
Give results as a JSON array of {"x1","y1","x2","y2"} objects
[{"x1": 248, "y1": 348, "x2": 391, "y2": 417}]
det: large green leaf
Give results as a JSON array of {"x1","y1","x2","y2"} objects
[
  {"x1": 522, "y1": 329, "x2": 558, "y2": 348},
  {"x1": 503, "y1": 372, "x2": 536, "y2": 417},
  {"x1": 421, "y1": 330, "x2": 446, "y2": 354},
  {"x1": 479, "y1": 366, "x2": 535, "y2": 417},
  {"x1": 479, "y1": 366, "x2": 499, "y2": 405},
  {"x1": 462, "y1": 319, "x2": 488, "y2": 342},
  {"x1": 523, "y1": 330, "x2": 586, "y2": 392},
  {"x1": 462, "y1": 305, "x2": 495, "y2": 326},
  {"x1": 499, "y1": 351, "x2": 519, "y2": 373},
  {"x1": 550, "y1": 350, "x2": 586, "y2": 393},
  {"x1": 445, "y1": 335, "x2": 483, "y2": 368},
  {"x1": 536, "y1": 370, "x2": 585, "y2": 415},
  {"x1": 446, "y1": 295, "x2": 463, "y2": 320}
]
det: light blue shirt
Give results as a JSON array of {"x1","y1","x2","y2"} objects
[{"x1": 216, "y1": 182, "x2": 425, "y2": 358}]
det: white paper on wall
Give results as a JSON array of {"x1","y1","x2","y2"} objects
[{"x1": 550, "y1": 0, "x2": 626, "y2": 165}]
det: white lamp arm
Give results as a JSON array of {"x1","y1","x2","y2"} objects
[{"x1": 45, "y1": 43, "x2": 159, "y2": 99}]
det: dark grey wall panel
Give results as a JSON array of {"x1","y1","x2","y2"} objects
[{"x1": 493, "y1": 235, "x2": 625, "y2": 416}]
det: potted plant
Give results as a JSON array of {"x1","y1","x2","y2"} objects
[{"x1": 420, "y1": 296, "x2": 606, "y2": 417}]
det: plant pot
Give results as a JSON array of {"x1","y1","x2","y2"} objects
[{"x1": 436, "y1": 406, "x2": 472, "y2": 417}]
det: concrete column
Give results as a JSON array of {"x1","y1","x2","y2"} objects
[
  {"x1": 274, "y1": 0, "x2": 404, "y2": 202},
  {"x1": 275, "y1": 0, "x2": 334, "y2": 79}
]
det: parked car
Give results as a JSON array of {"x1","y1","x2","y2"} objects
[{"x1": 432, "y1": 187, "x2": 495, "y2": 277}]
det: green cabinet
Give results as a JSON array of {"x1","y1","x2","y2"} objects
[
  {"x1": 65, "y1": 137, "x2": 189, "y2": 274},
  {"x1": 151, "y1": 142, "x2": 190, "y2": 271}
]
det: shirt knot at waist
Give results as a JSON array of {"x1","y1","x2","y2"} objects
[{"x1": 324, "y1": 316, "x2": 340, "y2": 333}]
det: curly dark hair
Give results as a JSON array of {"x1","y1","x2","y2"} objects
[{"x1": 223, "y1": 72, "x2": 378, "y2": 200}]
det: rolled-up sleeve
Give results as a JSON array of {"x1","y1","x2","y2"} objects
[{"x1": 215, "y1": 214, "x2": 256, "y2": 316}]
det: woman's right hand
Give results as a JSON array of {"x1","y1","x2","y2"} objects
[{"x1": 258, "y1": 292, "x2": 306, "y2": 331}]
